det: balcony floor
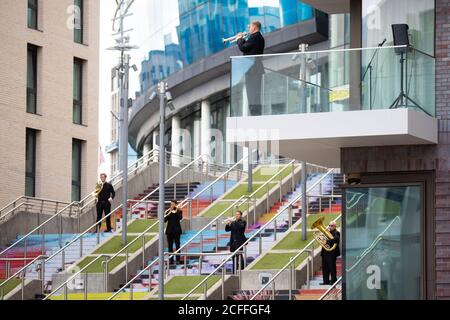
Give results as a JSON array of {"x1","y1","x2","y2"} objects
[{"x1": 226, "y1": 108, "x2": 437, "y2": 167}]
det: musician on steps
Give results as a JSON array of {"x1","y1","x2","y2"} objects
[{"x1": 225, "y1": 210, "x2": 247, "y2": 274}]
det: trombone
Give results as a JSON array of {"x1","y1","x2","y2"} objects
[{"x1": 222, "y1": 32, "x2": 248, "y2": 44}]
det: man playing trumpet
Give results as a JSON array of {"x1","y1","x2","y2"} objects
[
  {"x1": 225, "y1": 211, "x2": 247, "y2": 274},
  {"x1": 236, "y1": 21, "x2": 265, "y2": 116}
]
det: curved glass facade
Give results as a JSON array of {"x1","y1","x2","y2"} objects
[{"x1": 136, "y1": 0, "x2": 316, "y2": 93}]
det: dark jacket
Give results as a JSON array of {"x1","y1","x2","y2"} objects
[
  {"x1": 165, "y1": 209, "x2": 183, "y2": 236},
  {"x1": 237, "y1": 31, "x2": 265, "y2": 55},
  {"x1": 321, "y1": 229, "x2": 341, "y2": 257},
  {"x1": 225, "y1": 219, "x2": 247, "y2": 251},
  {"x1": 97, "y1": 182, "x2": 115, "y2": 202}
]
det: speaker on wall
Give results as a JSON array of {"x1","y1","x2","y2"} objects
[{"x1": 392, "y1": 24, "x2": 409, "y2": 55}]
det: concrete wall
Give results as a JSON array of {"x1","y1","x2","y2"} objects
[
  {"x1": 51, "y1": 235, "x2": 160, "y2": 294},
  {"x1": 5, "y1": 279, "x2": 42, "y2": 300},
  {"x1": 0, "y1": 162, "x2": 216, "y2": 246},
  {"x1": 200, "y1": 275, "x2": 239, "y2": 300}
]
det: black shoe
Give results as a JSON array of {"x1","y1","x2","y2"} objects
[{"x1": 320, "y1": 282, "x2": 330, "y2": 285}]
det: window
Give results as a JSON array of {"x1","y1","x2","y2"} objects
[
  {"x1": 27, "y1": 44, "x2": 38, "y2": 114},
  {"x1": 74, "y1": 0, "x2": 84, "y2": 43},
  {"x1": 71, "y1": 139, "x2": 82, "y2": 201},
  {"x1": 28, "y1": 0, "x2": 38, "y2": 29},
  {"x1": 73, "y1": 58, "x2": 83, "y2": 124},
  {"x1": 25, "y1": 129, "x2": 37, "y2": 197}
]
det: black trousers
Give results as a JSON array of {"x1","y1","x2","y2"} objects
[
  {"x1": 96, "y1": 201, "x2": 112, "y2": 231},
  {"x1": 231, "y1": 247, "x2": 245, "y2": 274},
  {"x1": 322, "y1": 253, "x2": 337, "y2": 284},
  {"x1": 167, "y1": 233, "x2": 181, "y2": 264}
]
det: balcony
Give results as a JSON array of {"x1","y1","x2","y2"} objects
[{"x1": 226, "y1": 46, "x2": 437, "y2": 167}]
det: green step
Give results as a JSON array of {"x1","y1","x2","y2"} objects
[
  {"x1": 251, "y1": 252, "x2": 311, "y2": 270},
  {"x1": 0, "y1": 278, "x2": 21, "y2": 297},
  {"x1": 127, "y1": 219, "x2": 159, "y2": 233},
  {"x1": 156, "y1": 275, "x2": 220, "y2": 295},
  {"x1": 48, "y1": 292, "x2": 148, "y2": 300},
  {"x1": 76, "y1": 255, "x2": 126, "y2": 273},
  {"x1": 93, "y1": 235, "x2": 155, "y2": 255},
  {"x1": 272, "y1": 231, "x2": 315, "y2": 251}
]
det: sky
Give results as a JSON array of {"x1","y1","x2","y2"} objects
[{"x1": 98, "y1": 0, "x2": 180, "y2": 175}]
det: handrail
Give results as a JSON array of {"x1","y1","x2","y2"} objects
[
  {"x1": 0, "y1": 197, "x2": 71, "y2": 221},
  {"x1": 249, "y1": 214, "x2": 342, "y2": 300},
  {"x1": 44, "y1": 154, "x2": 207, "y2": 270},
  {"x1": 43, "y1": 254, "x2": 108, "y2": 300},
  {"x1": 108, "y1": 158, "x2": 295, "y2": 299},
  {"x1": 0, "y1": 149, "x2": 157, "y2": 258},
  {"x1": 346, "y1": 216, "x2": 401, "y2": 273},
  {"x1": 108, "y1": 258, "x2": 159, "y2": 300},
  {"x1": 0, "y1": 255, "x2": 47, "y2": 300},
  {"x1": 182, "y1": 168, "x2": 337, "y2": 300},
  {"x1": 319, "y1": 277, "x2": 342, "y2": 300},
  {"x1": 103, "y1": 157, "x2": 249, "y2": 272}
]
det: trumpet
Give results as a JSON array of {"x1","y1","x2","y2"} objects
[
  {"x1": 222, "y1": 217, "x2": 236, "y2": 224},
  {"x1": 222, "y1": 32, "x2": 248, "y2": 44}
]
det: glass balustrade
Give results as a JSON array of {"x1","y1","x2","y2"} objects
[{"x1": 231, "y1": 46, "x2": 435, "y2": 117}]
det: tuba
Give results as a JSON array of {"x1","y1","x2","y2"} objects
[{"x1": 311, "y1": 216, "x2": 337, "y2": 252}]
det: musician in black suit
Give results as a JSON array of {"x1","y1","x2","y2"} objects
[
  {"x1": 320, "y1": 220, "x2": 341, "y2": 285},
  {"x1": 225, "y1": 211, "x2": 247, "y2": 273},
  {"x1": 165, "y1": 200, "x2": 183, "y2": 265},
  {"x1": 96, "y1": 173, "x2": 116, "y2": 232},
  {"x1": 237, "y1": 21, "x2": 265, "y2": 116}
]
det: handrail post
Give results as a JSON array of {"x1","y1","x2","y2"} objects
[
  {"x1": 104, "y1": 259, "x2": 109, "y2": 292},
  {"x1": 271, "y1": 282, "x2": 275, "y2": 300},
  {"x1": 84, "y1": 272, "x2": 88, "y2": 300},
  {"x1": 291, "y1": 162, "x2": 295, "y2": 192},
  {"x1": 221, "y1": 262, "x2": 226, "y2": 300},
  {"x1": 289, "y1": 258, "x2": 294, "y2": 300},
  {"x1": 184, "y1": 250, "x2": 188, "y2": 276},
  {"x1": 59, "y1": 212, "x2": 63, "y2": 248},
  {"x1": 288, "y1": 205, "x2": 292, "y2": 228},
  {"x1": 80, "y1": 234, "x2": 83, "y2": 258},
  {"x1": 6, "y1": 260, "x2": 10, "y2": 279},
  {"x1": 64, "y1": 283, "x2": 68, "y2": 300},
  {"x1": 215, "y1": 225, "x2": 219, "y2": 253},
  {"x1": 41, "y1": 260, "x2": 46, "y2": 294},
  {"x1": 188, "y1": 199, "x2": 192, "y2": 230},
  {"x1": 125, "y1": 248, "x2": 129, "y2": 284},
  {"x1": 204, "y1": 282, "x2": 208, "y2": 299},
  {"x1": 142, "y1": 235, "x2": 146, "y2": 268},
  {"x1": 21, "y1": 270, "x2": 25, "y2": 301},
  {"x1": 274, "y1": 219, "x2": 277, "y2": 241},
  {"x1": 61, "y1": 250, "x2": 65, "y2": 271}
]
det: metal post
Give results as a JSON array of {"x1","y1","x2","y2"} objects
[
  {"x1": 41, "y1": 260, "x2": 46, "y2": 294},
  {"x1": 289, "y1": 258, "x2": 294, "y2": 300},
  {"x1": 142, "y1": 235, "x2": 146, "y2": 268},
  {"x1": 158, "y1": 81, "x2": 167, "y2": 300},
  {"x1": 221, "y1": 265, "x2": 225, "y2": 299},
  {"x1": 21, "y1": 271, "x2": 25, "y2": 301},
  {"x1": 6, "y1": 260, "x2": 10, "y2": 279},
  {"x1": 288, "y1": 205, "x2": 292, "y2": 228},
  {"x1": 84, "y1": 272, "x2": 88, "y2": 300},
  {"x1": 301, "y1": 161, "x2": 307, "y2": 241},
  {"x1": 248, "y1": 150, "x2": 252, "y2": 193}
]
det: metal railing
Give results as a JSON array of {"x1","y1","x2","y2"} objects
[
  {"x1": 0, "y1": 149, "x2": 158, "y2": 262},
  {"x1": 108, "y1": 159, "x2": 299, "y2": 299},
  {"x1": 181, "y1": 169, "x2": 338, "y2": 300},
  {"x1": 319, "y1": 277, "x2": 342, "y2": 300},
  {"x1": 0, "y1": 255, "x2": 47, "y2": 300},
  {"x1": 249, "y1": 214, "x2": 342, "y2": 300},
  {"x1": 0, "y1": 197, "x2": 71, "y2": 223}
]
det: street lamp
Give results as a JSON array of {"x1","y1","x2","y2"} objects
[{"x1": 149, "y1": 81, "x2": 173, "y2": 300}]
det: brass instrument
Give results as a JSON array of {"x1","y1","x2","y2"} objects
[
  {"x1": 222, "y1": 217, "x2": 236, "y2": 225},
  {"x1": 93, "y1": 182, "x2": 103, "y2": 198},
  {"x1": 222, "y1": 32, "x2": 248, "y2": 44},
  {"x1": 311, "y1": 216, "x2": 337, "y2": 252}
]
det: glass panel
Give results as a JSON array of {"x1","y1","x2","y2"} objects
[
  {"x1": 73, "y1": 60, "x2": 82, "y2": 124},
  {"x1": 74, "y1": 0, "x2": 83, "y2": 43},
  {"x1": 344, "y1": 186, "x2": 421, "y2": 300},
  {"x1": 72, "y1": 140, "x2": 82, "y2": 201},
  {"x1": 362, "y1": 0, "x2": 434, "y2": 57},
  {"x1": 25, "y1": 129, "x2": 36, "y2": 197},
  {"x1": 230, "y1": 47, "x2": 435, "y2": 117},
  {"x1": 28, "y1": 0, "x2": 38, "y2": 29},
  {"x1": 27, "y1": 46, "x2": 37, "y2": 114}
]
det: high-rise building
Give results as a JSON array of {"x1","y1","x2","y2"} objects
[{"x1": 0, "y1": 0, "x2": 100, "y2": 206}]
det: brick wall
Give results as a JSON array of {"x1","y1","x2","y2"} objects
[
  {"x1": 341, "y1": 0, "x2": 450, "y2": 299},
  {"x1": 0, "y1": 0, "x2": 99, "y2": 207}
]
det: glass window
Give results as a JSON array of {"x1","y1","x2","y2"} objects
[
  {"x1": 28, "y1": 0, "x2": 38, "y2": 29},
  {"x1": 72, "y1": 139, "x2": 82, "y2": 201},
  {"x1": 74, "y1": 0, "x2": 84, "y2": 43},
  {"x1": 73, "y1": 58, "x2": 83, "y2": 124},
  {"x1": 25, "y1": 129, "x2": 37, "y2": 197},
  {"x1": 27, "y1": 44, "x2": 37, "y2": 114},
  {"x1": 344, "y1": 185, "x2": 422, "y2": 299}
]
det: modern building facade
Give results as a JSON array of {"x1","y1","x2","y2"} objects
[
  {"x1": 128, "y1": 0, "x2": 450, "y2": 300},
  {"x1": 227, "y1": 0, "x2": 446, "y2": 299},
  {"x1": 129, "y1": 0, "x2": 335, "y2": 166},
  {"x1": 0, "y1": 0, "x2": 100, "y2": 207}
]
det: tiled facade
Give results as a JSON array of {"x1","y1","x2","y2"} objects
[{"x1": 0, "y1": 0, "x2": 99, "y2": 207}]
